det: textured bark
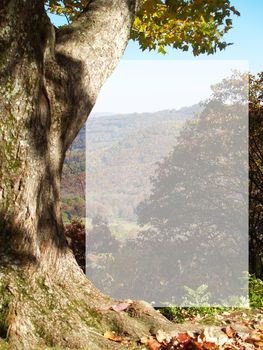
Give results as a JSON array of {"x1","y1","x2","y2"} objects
[
  {"x1": 0, "y1": 0, "x2": 138, "y2": 278},
  {"x1": 0, "y1": 1, "x2": 177, "y2": 349}
]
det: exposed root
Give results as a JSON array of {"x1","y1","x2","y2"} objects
[{"x1": 0, "y1": 256, "x2": 179, "y2": 350}]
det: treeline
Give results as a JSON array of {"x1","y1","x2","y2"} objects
[
  {"x1": 61, "y1": 108, "x2": 194, "y2": 222},
  {"x1": 65, "y1": 72, "x2": 263, "y2": 304}
]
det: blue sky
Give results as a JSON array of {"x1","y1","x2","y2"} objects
[
  {"x1": 123, "y1": 0, "x2": 263, "y2": 74},
  {"x1": 51, "y1": 1, "x2": 263, "y2": 73},
  {"x1": 50, "y1": 1, "x2": 262, "y2": 113}
]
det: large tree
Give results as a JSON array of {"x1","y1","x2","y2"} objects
[
  {"x1": 249, "y1": 72, "x2": 263, "y2": 279},
  {"x1": 134, "y1": 73, "x2": 248, "y2": 304},
  {"x1": 0, "y1": 1, "x2": 239, "y2": 349},
  {"x1": 97, "y1": 74, "x2": 248, "y2": 306}
]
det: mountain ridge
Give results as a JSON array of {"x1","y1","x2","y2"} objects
[{"x1": 62, "y1": 104, "x2": 201, "y2": 224}]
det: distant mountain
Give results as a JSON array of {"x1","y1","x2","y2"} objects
[
  {"x1": 90, "y1": 112, "x2": 114, "y2": 118},
  {"x1": 69, "y1": 104, "x2": 201, "y2": 151},
  {"x1": 61, "y1": 104, "x2": 201, "y2": 223}
]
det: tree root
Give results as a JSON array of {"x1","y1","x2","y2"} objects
[{"x1": 0, "y1": 256, "x2": 179, "y2": 350}]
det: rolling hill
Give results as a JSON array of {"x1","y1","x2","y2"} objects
[{"x1": 61, "y1": 104, "x2": 200, "y2": 232}]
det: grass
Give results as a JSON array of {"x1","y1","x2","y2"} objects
[
  {"x1": 158, "y1": 275, "x2": 263, "y2": 323},
  {"x1": 158, "y1": 305, "x2": 227, "y2": 324}
]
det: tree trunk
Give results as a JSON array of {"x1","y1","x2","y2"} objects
[{"x1": 0, "y1": 1, "x2": 176, "y2": 349}]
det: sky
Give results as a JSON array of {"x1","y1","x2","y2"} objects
[
  {"x1": 92, "y1": 60, "x2": 248, "y2": 113},
  {"x1": 50, "y1": 1, "x2": 262, "y2": 113}
]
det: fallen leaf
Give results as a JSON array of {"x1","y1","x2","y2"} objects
[
  {"x1": 156, "y1": 329, "x2": 169, "y2": 343},
  {"x1": 177, "y1": 332, "x2": 191, "y2": 344},
  {"x1": 222, "y1": 325, "x2": 237, "y2": 338},
  {"x1": 198, "y1": 328, "x2": 218, "y2": 344},
  {"x1": 190, "y1": 340, "x2": 203, "y2": 350},
  {"x1": 140, "y1": 336, "x2": 149, "y2": 344},
  {"x1": 216, "y1": 334, "x2": 229, "y2": 346},
  {"x1": 110, "y1": 302, "x2": 132, "y2": 312},
  {"x1": 187, "y1": 331, "x2": 196, "y2": 339},
  {"x1": 103, "y1": 330, "x2": 129, "y2": 344},
  {"x1": 146, "y1": 336, "x2": 162, "y2": 350},
  {"x1": 202, "y1": 341, "x2": 219, "y2": 350},
  {"x1": 246, "y1": 330, "x2": 263, "y2": 347}
]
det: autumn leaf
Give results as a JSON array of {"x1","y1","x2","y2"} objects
[
  {"x1": 46, "y1": 0, "x2": 240, "y2": 56},
  {"x1": 198, "y1": 328, "x2": 218, "y2": 344},
  {"x1": 177, "y1": 332, "x2": 192, "y2": 344},
  {"x1": 222, "y1": 325, "x2": 237, "y2": 338},
  {"x1": 202, "y1": 341, "x2": 219, "y2": 350},
  {"x1": 156, "y1": 329, "x2": 170, "y2": 343},
  {"x1": 110, "y1": 302, "x2": 132, "y2": 312},
  {"x1": 148, "y1": 339, "x2": 162, "y2": 350},
  {"x1": 103, "y1": 331, "x2": 129, "y2": 345},
  {"x1": 246, "y1": 330, "x2": 263, "y2": 347}
]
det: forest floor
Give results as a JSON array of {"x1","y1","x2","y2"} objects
[
  {"x1": 1, "y1": 307, "x2": 262, "y2": 349},
  {"x1": 135, "y1": 307, "x2": 263, "y2": 349}
]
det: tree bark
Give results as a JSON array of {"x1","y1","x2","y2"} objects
[
  {"x1": 0, "y1": 1, "x2": 177, "y2": 349},
  {"x1": 0, "y1": 0, "x2": 139, "y2": 270}
]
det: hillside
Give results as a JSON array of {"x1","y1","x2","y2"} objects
[{"x1": 61, "y1": 105, "x2": 200, "y2": 229}]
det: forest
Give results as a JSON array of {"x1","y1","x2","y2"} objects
[{"x1": 63, "y1": 72, "x2": 263, "y2": 348}]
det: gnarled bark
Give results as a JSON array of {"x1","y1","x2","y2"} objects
[
  {"x1": 0, "y1": 1, "x2": 177, "y2": 349},
  {"x1": 0, "y1": 0, "x2": 138, "y2": 268}
]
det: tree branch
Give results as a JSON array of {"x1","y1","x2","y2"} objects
[{"x1": 54, "y1": 0, "x2": 140, "y2": 152}]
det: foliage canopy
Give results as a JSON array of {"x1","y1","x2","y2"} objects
[{"x1": 46, "y1": 0, "x2": 240, "y2": 55}]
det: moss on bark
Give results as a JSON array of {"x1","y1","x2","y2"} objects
[
  {"x1": 0, "y1": 2, "x2": 181, "y2": 349},
  {"x1": 0, "y1": 257, "x2": 179, "y2": 350}
]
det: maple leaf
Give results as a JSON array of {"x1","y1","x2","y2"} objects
[{"x1": 222, "y1": 325, "x2": 237, "y2": 338}]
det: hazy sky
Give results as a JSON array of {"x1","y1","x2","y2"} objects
[
  {"x1": 92, "y1": 60, "x2": 248, "y2": 113},
  {"x1": 50, "y1": 1, "x2": 262, "y2": 113}
]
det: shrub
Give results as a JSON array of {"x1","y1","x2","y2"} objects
[
  {"x1": 249, "y1": 274, "x2": 263, "y2": 308},
  {"x1": 65, "y1": 219, "x2": 86, "y2": 273}
]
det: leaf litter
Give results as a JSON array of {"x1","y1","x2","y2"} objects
[{"x1": 103, "y1": 308, "x2": 263, "y2": 349}]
